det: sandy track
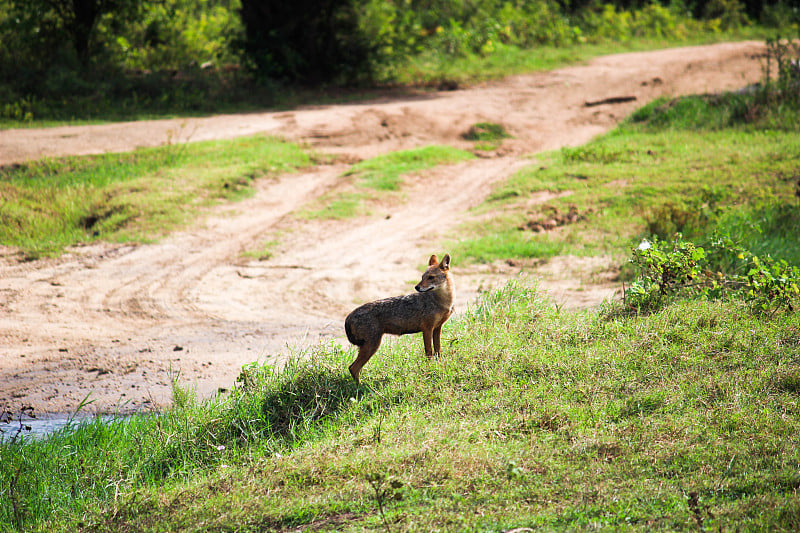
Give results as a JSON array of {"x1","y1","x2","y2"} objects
[{"x1": 0, "y1": 42, "x2": 765, "y2": 414}]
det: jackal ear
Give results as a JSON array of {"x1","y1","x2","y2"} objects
[
  {"x1": 440, "y1": 254, "x2": 451, "y2": 271},
  {"x1": 428, "y1": 254, "x2": 438, "y2": 266}
]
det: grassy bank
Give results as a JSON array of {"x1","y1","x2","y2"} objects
[
  {"x1": 452, "y1": 128, "x2": 800, "y2": 264},
  {"x1": 0, "y1": 135, "x2": 315, "y2": 259},
  {"x1": 2, "y1": 283, "x2": 799, "y2": 531}
]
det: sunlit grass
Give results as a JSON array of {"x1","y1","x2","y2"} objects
[
  {"x1": 299, "y1": 146, "x2": 474, "y2": 220},
  {"x1": 0, "y1": 136, "x2": 313, "y2": 259},
  {"x1": 451, "y1": 128, "x2": 800, "y2": 264}
]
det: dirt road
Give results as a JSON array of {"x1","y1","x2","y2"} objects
[{"x1": 0, "y1": 42, "x2": 765, "y2": 414}]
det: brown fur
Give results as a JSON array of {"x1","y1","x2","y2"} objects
[{"x1": 345, "y1": 254, "x2": 455, "y2": 383}]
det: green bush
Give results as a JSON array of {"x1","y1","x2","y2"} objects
[
  {"x1": 623, "y1": 234, "x2": 800, "y2": 315},
  {"x1": 110, "y1": 0, "x2": 243, "y2": 71}
]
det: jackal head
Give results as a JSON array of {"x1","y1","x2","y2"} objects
[{"x1": 415, "y1": 254, "x2": 451, "y2": 293}]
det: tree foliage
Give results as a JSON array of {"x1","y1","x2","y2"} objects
[
  {"x1": 2, "y1": 0, "x2": 140, "y2": 67},
  {"x1": 0, "y1": 0, "x2": 797, "y2": 117}
]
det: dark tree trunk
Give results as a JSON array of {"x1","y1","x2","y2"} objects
[{"x1": 70, "y1": 0, "x2": 102, "y2": 65}]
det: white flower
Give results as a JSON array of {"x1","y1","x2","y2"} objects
[{"x1": 638, "y1": 239, "x2": 652, "y2": 251}]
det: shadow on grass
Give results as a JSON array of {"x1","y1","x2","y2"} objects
[
  {"x1": 258, "y1": 370, "x2": 363, "y2": 438},
  {"x1": 212, "y1": 355, "x2": 373, "y2": 447}
]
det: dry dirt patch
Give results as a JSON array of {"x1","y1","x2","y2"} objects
[{"x1": 0, "y1": 42, "x2": 765, "y2": 414}]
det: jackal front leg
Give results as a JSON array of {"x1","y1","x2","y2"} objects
[
  {"x1": 433, "y1": 325, "x2": 442, "y2": 356},
  {"x1": 422, "y1": 328, "x2": 434, "y2": 358}
]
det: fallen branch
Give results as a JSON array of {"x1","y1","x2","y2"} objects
[{"x1": 585, "y1": 96, "x2": 637, "y2": 107}]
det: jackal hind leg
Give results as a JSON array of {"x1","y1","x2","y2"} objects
[{"x1": 349, "y1": 339, "x2": 381, "y2": 383}]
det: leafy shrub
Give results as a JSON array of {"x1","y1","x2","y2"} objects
[
  {"x1": 703, "y1": 0, "x2": 749, "y2": 30},
  {"x1": 110, "y1": 0, "x2": 243, "y2": 71},
  {"x1": 624, "y1": 237, "x2": 707, "y2": 313},
  {"x1": 576, "y1": 2, "x2": 715, "y2": 43},
  {"x1": 760, "y1": 34, "x2": 800, "y2": 104},
  {"x1": 623, "y1": 234, "x2": 800, "y2": 315}
]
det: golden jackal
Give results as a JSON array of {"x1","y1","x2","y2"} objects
[{"x1": 344, "y1": 254, "x2": 455, "y2": 383}]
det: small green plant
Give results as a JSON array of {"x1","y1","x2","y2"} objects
[
  {"x1": 744, "y1": 252, "x2": 800, "y2": 314},
  {"x1": 463, "y1": 122, "x2": 512, "y2": 151},
  {"x1": 761, "y1": 35, "x2": 800, "y2": 104},
  {"x1": 624, "y1": 236, "x2": 707, "y2": 312},
  {"x1": 366, "y1": 473, "x2": 404, "y2": 532}
]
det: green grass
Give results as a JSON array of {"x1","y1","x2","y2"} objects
[
  {"x1": 0, "y1": 135, "x2": 313, "y2": 259},
  {"x1": 346, "y1": 145, "x2": 475, "y2": 191},
  {"x1": 451, "y1": 117, "x2": 800, "y2": 265},
  {"x1": 714, "y1": 203, "x2": 800, "y2": 265},
  {"x1": 300, "y1": 191, "x2": 372, "y2": 220},
  {"x1": 628, "y1": 92, "x2": 800, "y2": 133},
  {"x1": 3, "y1": 282, "x2": 799, "y2": 531},
  {"x1": 241, "y1": 238, "x2": 281, "y2": 261},
  {"x1": 299, "y1": 146, "x2": 474, "y2": 220}
]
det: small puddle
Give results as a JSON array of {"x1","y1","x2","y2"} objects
[{"x1": 1, "y1": 413, "x2": 123, "y2": 440}]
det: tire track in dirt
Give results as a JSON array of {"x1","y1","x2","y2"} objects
[{"x1": 0, "y1": 42, "x2": 766, "y2": 413}]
